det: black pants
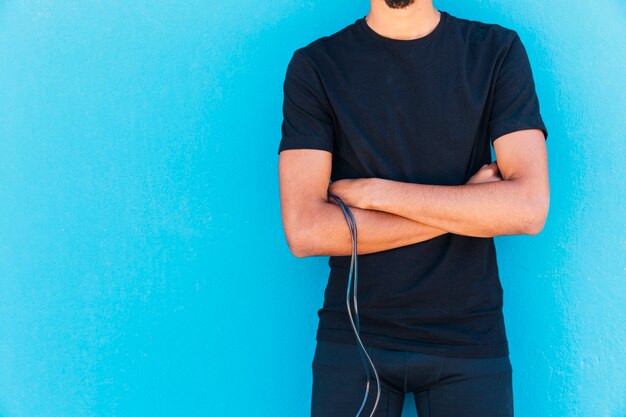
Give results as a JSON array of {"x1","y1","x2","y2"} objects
[{"x1": 311, "y1": 340, "x2": 514, "y2": 417}]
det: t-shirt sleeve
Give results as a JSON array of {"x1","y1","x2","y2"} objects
[
  {"x1": 488, "y1": 32, "x2": 549, "y2": 145},
  {"x1": 277, "y1": 50, "x2": 335, "y2": 154}
]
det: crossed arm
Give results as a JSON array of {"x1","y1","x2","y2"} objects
[{"x1": 278, "y1": 129, "x2": 549, "y2": 258}]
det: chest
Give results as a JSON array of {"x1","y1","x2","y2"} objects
[{"x1": 324, "y1": 46, "x2": 496, "y2": 184}]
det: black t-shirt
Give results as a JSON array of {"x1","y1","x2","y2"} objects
[{"x1": 277, "y1": 10, "x2": 548, "y2": 358}]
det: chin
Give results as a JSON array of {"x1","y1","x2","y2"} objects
[{"x1": 384, "y1": 0, "x2": 416, "y2": 9}]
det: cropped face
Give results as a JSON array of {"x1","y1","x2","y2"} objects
[{"x1": 384, "y1": 0, "x2": 415, "y2": 9}]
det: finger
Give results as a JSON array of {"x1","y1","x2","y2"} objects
[{"x1": 487, "y1": 161, "x2": 499, "y2": 172}]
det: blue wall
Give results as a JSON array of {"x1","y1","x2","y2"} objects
[{"x1": 0, "y1": 1, "x2": 624, "y2": 416}]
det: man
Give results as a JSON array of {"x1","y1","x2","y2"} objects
[{"x1": 277, "y1": 0, "x2": 549, "y2": 416}]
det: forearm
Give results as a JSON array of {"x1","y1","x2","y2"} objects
[
  {"x1": 368, "y1": 178, "x2": 543, "y2": 238},
  {"x1": 295, "y1": 199, "x2": 448, "y2": 257}
]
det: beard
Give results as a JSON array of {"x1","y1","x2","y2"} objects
[{"x1": 384, "y1": 0, "x2": 415, "y2": 9}]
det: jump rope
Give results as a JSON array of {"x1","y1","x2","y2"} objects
[{"x1": 327, "y1": 191, "x2": 381, "y2": 417}]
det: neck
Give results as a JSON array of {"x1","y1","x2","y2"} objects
[{"x1": 366, "y1": 1, "x2": 440, "y2": 41}]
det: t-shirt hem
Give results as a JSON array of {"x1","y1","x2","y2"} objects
[
  {"x1": 316, "y1": 327, "x2": 510, "y2": 359},
  {"x1": 277, "y1": 135, "x2": 334, "y2": 154},
  {"x1": 490, "y1": 119, "x2": 549, "y2": 144}
]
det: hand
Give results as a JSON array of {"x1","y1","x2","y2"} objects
[
  {"x1": 327, "y1": 178, "x2": 373, "y2": 209},
  {"x1": 466, "y1": 161, "x2": 503, "y2": 185}
]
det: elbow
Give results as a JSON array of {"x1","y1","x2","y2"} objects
[
  {"x1": 523, "y1": 194, "x2": 550, "y2": 235},
  {"x1": 285, "y1": 231, "x2": 307, "y2": 258},
  {"x1": 282, "y1": 199, "x2": 328, "y2": 258},
  {"x1": 285, "y1": 224, "x2": 315, "y2": 258},
  {"x1": 525, "y1": 218, "x2": 544, "y2": 236},
  {"x1": 288, "y1": 238, "x2": 310, "y2": 258},
  {"x1": 283, "y1": 197, "x2": 328, "y2": 258}
]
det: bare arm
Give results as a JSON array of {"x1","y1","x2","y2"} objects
[
  {"x1": 330, "y1": 129, "x2": 550, "y2": 238},
  {"x1": 278, "y1": 149, "x2": 449, "y2": 257}
]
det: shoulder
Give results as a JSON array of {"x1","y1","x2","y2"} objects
[
  {"x1": 296, "y1": 18, "x2": 355, "y2": 51},
  {"x1": 289, "y1": 19, "x2": 357, "y2": 66},
  {"x1": 446, "y1": 12, "x2": 520, "y2": 51}
]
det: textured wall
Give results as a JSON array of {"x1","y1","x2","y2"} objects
[{"x1": 0, "y1": 1, "x2": 624, "y2": 416}]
